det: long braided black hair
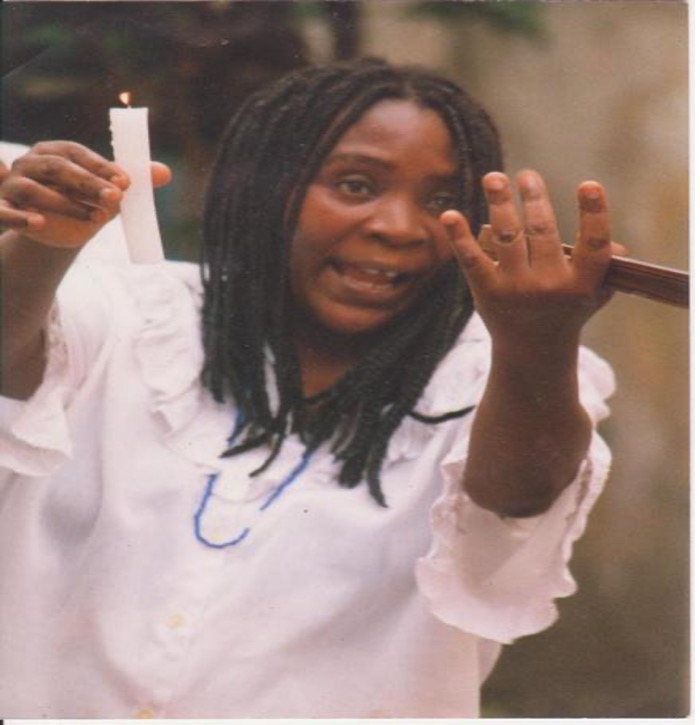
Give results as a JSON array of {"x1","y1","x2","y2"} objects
[{"x1": 200, "y1": 57, "x2": 503, "y2": 506}]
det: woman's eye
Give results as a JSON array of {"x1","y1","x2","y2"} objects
[
  {"x1": 426, "y1": 193, "x2": 458, "y2": 214},
  {"x1": 336, "y1": 177, "x2": 374, "y2": 198}
]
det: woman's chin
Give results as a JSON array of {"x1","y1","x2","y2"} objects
[{"x1": 292, "y1": 301, "x2": 401, "y2": 350}]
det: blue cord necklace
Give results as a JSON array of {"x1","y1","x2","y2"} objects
[{"x1": 193, "y1": 412, "x2": 314, "y2": 549}]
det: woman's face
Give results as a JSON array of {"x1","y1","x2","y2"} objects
[{"x1": 289, "y1": 99, "x2": 463, "y2": 341}]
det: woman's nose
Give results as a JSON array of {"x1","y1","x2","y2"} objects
[{"x1": 364, "y1": 195, "x2": 427, "y2": 247}]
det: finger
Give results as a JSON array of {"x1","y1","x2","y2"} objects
[
  {"x1": 611, "y1": 241, "x2": 627, "y2": 257},
  {"x1": 0, "y1": 200, "x2": 45, "y2": 231},
  {"x1": 440, "y1": 209, "x2": 496, "y2": 289},
  {"x1": 1, "y1": 175, "x2": 106, "y2": 222},
  {"x1": 482, "y1": 172, "x2": 528, "y2": 272},
  {"x1": 516, "y1": 170, "x2": 564, "y2": 267},
  {"x1": 31, "y1": 140, "x2": 128, "y2": 186},
  {"x1": 11, "y1": 153, "x2": 124, "y2": 208},
  {"x1": 571, "y1": 181, "x2": 613, "y2": 286}
]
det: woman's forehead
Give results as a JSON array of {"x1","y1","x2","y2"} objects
[{"x1": 324, "y1": 98, "x2": 459, "y2": 173}]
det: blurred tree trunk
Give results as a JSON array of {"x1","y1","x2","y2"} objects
[{"x1": 323, "y1": 2, "x2": 361, "y2": 59}]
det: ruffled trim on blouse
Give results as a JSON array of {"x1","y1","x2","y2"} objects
[
  {"x1": 0, "y1": 304, "x2": 74, "y2": 476},
  {"x1": 414, "y1": 347, "x2": 615, "y2": 645},
  {"x1": 125, "y1": 263, "x2": 232, "y2": 473}
]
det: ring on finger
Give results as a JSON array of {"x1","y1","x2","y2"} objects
[{"x1": 493, "y1": 227, "x2": 525, "y2": 245}]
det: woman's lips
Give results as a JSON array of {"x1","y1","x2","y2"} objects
[{"x1": 331, "y1": 261, "x2": 412, "y2": 294}]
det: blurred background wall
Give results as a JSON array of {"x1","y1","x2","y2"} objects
[{"x1": 1, "y1": 0, "x2": 689, "y2": 717}]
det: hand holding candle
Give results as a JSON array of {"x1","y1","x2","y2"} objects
[{"x1": 110, "y1": 92, "x2": 165, "y2": 264}]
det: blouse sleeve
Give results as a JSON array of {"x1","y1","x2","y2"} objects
[
  {"x1": 0, "y1": 257, "x2": 205, "y2": 481},
  {"x1": 414, "y1": 346, "x2": 615, "y2": 645},
  {"x1": 0, "y1": 259, "x2": 118, "y2": 477}
]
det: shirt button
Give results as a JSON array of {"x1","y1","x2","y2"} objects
[
  {"x1": 135, "y1": 708, "x2": 154, "y2": 718},
  {"x1": 167, "y1": 613, "x2": 186, "y2": 629}
]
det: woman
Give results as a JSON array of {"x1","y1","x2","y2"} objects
[{"x1": 0, "y1": 58, "x2": 617, "y2": 718}]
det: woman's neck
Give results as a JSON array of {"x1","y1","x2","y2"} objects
[{"x1": 292, "y1": 314, "x2": 381, "y2": 398}]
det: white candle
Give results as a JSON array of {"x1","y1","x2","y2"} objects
[{"x1": 109, "y1": 99, "x2": 165, "y2": 264}]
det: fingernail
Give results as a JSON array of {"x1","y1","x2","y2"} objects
[
  {"x1": 486, "y1": 176, "x2": 507, "y2": 192},
  {"x1": 520, "y1": 176, "x2": 540, "y2": 200},
  {"x1": 100, "y1": 186, "x2": 121, "y2": 202},
  {"x1": 581, "y1": 188, "x2": 603, "y2": 212},
  {"x1": 110, "y1": 174, "x2": 130, "y2": 190}
]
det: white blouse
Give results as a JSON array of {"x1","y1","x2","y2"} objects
[{"x1": 0, "y1": 253, "x2": 614, "y2": 719}]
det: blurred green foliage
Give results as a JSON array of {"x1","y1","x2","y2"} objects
[
  {"x1": 2, "y1": 2, "x2": 310, "y2": 259},
  {"x1": 408, "y1": 1, "x2": 548, "y2": 40}
]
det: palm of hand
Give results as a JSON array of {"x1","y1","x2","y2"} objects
[{"x1": 443, "y1": 170, "x2": 621, "y2": 348}]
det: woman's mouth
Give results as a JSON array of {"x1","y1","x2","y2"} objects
[{"x1": 331, "y1": 261, "x2": 412, "y2": 294}]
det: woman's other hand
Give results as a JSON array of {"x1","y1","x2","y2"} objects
[
  {"x1": 443, "y1": 171, "x2": 625, "y2": 516},
  {"x1": 442, "y1": 170, "x2": 625, "y2": 353}
]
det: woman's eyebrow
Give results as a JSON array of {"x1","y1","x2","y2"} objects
[
  {"x1": 322, "y1": 153, "x2": 460, "y2": 183},
  {"x1": 323, "y1": 152, "x2": 393, "y2": 169}
]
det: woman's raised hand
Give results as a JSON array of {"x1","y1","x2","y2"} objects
[
  {"x1": 0, "y1": 141, "x2": 171, "y2": 249},
  {"x1": 442, "y1": 170, "x2": 625, "y2": 350}
]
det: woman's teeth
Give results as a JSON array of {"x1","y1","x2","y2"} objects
[
  {"x1": 362, "y1": 267, "x2": 398, "y2": 281},
  {"x1": 338, "y1": 263, "x2": 404, "y2": 287}
]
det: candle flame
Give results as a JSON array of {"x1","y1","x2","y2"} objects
[{"x1": 118, "y1": 91, "x2": 132, "y2": 107}]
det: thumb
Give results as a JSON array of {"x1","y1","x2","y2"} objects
[
  {"x1": 440, "y1": 210, "x2": 495, "y2": 288},
  {"x1": 151, "y1": 161, "x2": 172, "y2": 188}
]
